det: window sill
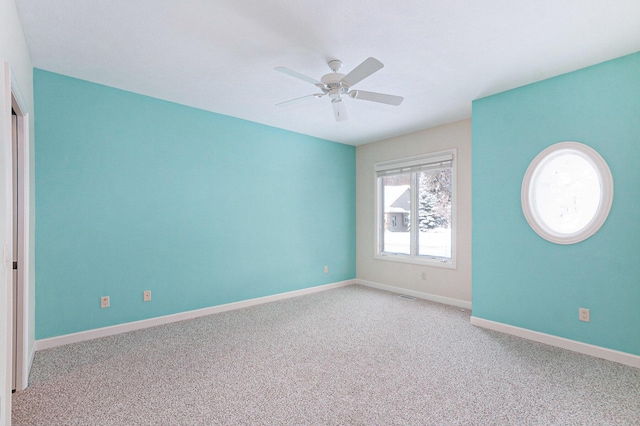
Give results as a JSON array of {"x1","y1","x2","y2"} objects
[{"x1": 374, "y1": 253, "x2": 457, "y2": 269}]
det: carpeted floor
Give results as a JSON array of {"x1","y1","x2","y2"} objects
[{"x1": 12, "y1": 285, "x2": 640, "y2": 425}]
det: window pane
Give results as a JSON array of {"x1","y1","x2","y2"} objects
[
  {"x1": 418, "y1": 168, "x2": 452, "y2": 258},
  {"x1": 533, "y1": 153, "x2": 600, "y2": 234},
  {"x1": 381, "y1": 174, "x2": 411, "y2": 255}
]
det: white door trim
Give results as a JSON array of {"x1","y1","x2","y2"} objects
[{"x1": 5, "y1": 62, "x2": 31, "y2": 392}]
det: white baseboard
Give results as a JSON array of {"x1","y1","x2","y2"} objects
[
  {"x1": 35, "y1": 279, "x2": 356, "y2": 351},
  {"x1": 470, "y1": 316, "x2": 640, "y2": 369},
  {"x1": 357, "y1": 279, "x2": 472, "y2": 310}
]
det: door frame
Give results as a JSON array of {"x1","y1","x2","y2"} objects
[{"x1": 4, "y1": 62, "x2": 32, "y2": 392}]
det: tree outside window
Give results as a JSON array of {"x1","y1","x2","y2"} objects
[{"x1": 376, "y1": 150, "x2": 456, "y2": 267}]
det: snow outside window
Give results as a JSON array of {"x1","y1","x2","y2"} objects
[
  {"x1": 521, "y1": 142, "x2": 613, "y2": 244},
  {"x1": 375, "y1": 150, "x2": 456, "y2": 268}
]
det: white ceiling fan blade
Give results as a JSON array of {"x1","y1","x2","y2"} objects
[
  {"x1": 332, "y1": 99, "x2": 348, "y2": 121},
  {"x1": 275, "y1": 67, "x2": 323, "y2": 87},
  {"x1": 340, "y1": 57, "x2": 384, "y2": 88},
  {"x1": 276, "y1": 93, "x2": 324, "y2": 107},
  {"x1": 349, "y1": 90, "x2": 403, "y2": 106}
]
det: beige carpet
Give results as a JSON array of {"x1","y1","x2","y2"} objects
[{"x1": 12, "y1": 285, "x2": 640, "y2": 425}]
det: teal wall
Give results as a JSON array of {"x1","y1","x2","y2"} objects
[
  {"x1": 472, "y1": 52, "x2": 640, "y2": 355},
  {"x1": 34, "y1": 69, "x2": 356, "y2": 339}
]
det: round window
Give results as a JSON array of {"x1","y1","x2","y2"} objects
[{"x1": 521, "y1": 142, "x2": 613, "y2": 244}]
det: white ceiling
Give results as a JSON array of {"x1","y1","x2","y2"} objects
[{"x1": 15, "y1": 0, "x2": 640, "y2": 145}]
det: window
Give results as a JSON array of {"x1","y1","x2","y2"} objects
[
  {"x1": 521, "y1": 142, "x2": 613, "y2": 244},
  {"x1": 375, "y1": 150, "x2": 456, "y2": 268}
]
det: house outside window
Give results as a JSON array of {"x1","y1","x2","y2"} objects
[{"x1": 375, "y1": 150, "x2": 456, "y2": 268}]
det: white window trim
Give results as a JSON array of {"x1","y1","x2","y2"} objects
[
  {"x1": 521, "y1": 141, "x2": 613, "y2": 245},
  {"x1": 374, "y1": 149, "x2": 457, "y2": 269}
]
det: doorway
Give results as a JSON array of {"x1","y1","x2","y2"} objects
[
  {"x1": 11, "y1": 108, "x2": 18, "y2": 391},
  {"x1": 8, "y1": 73, "x2": 31, "y2": 393}
]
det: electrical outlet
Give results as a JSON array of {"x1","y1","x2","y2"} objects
[
  {"x1": 324, "y1": 265, "x2": 328, "y2": 273},
  {"x1": 100, "y1": 296, "x2": 110, "y2": 309},
  {"x1": 421, "y1": 272, "x2": 427, "y2": 280},
  {"x1": 579, "y1": 307, "x2": 590, "y2": 322},
  {"x1": 143, "y1": 290, "x2": 151, "y2": 302}
]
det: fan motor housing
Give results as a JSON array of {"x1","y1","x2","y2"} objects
[
  {"x1": 321, "y1": 72, "x2": 345, "y2": 85},
  {"x1": 321, "y1": 72, "x2": 349, "y2": 99}
]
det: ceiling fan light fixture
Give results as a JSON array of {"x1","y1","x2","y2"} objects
[
  {"x1": 328, "y1": 87, "x2": 343, "y2": 99},
  {"x1": 332, "y1": 98, "x2": 347, "y2": 122}
]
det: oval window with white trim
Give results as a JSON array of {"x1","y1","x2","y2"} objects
[{"x1": 521, "y1": 142, "x2": 613, "y2": 244}]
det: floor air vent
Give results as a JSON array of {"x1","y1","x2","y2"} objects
[{"x1": 398, "y1": 295, "x2": 416, "y2": 300}]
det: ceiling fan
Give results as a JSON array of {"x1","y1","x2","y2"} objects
[{"x1": 275, "y1": 57, "x2": 403, "y2": 122}]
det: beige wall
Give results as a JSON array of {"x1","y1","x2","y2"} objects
[
  {"x1": 356, "y1": 119, "x2": 471, "y2": 305},
  {"x1": 0, "y1": 0, "x2": 34, "y2": 422}
]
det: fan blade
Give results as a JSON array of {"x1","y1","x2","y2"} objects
[
  {"x1": 332, "y1": 99, "x2": 348, "y2": 121},
  {"x1": 340, "y1": 57, "x2": 384, "y2": 88},
  {"x1": 349, "y1": 90, "x2": 403, "y2": 106},
  {"x1": 276, "y1": 93, "x2": 325, "y2": 107},
  {"x1": 275, "y1": 67, "x2": 323, "y2": 87}
]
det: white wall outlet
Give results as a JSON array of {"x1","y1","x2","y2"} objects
[
  {"x1": 421, "y1": 272, "x2": 427, "y2": 280},
  {"x1": 100, "y1": 296, "x2": 110, "y2": 308},
  {"x1": 324, "y1": 265, "x2": 328, "y2": 273},
  {"x1": 143, "y1": 290, "x2": 151, "y2": 302},
  {"x1": 579, "y1": 307, "x2": 590, "y2": 322}
]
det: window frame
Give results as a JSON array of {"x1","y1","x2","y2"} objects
[
  {"x1": 374, "y1": 149, "x2": 457, "y2": 269},
  {"x1": 521, "y1": 141, "x2": 613, "y2": 245}
]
